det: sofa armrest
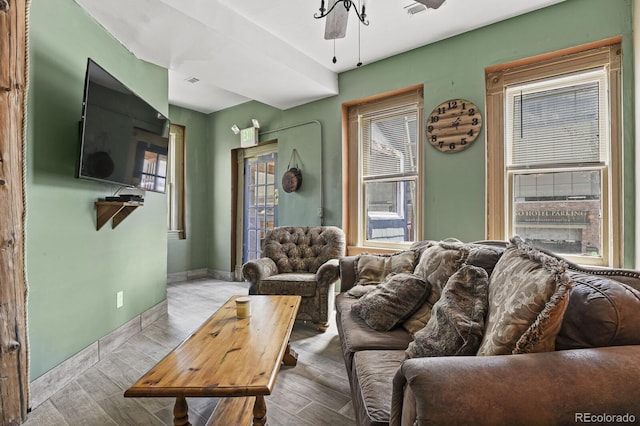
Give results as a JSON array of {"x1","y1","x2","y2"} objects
[
  {"x1": 339, "y1": 255, "x2": 358, "y2": 292},
  {"x1": 241, "y1": 258, "x2": 278, "y2": 288},
  {"x1": 316, "y1": 259, "x2": 340, "y2": 291},
  {"x1": 391, "y1": 346, "x2": 640, "y2": 426}
]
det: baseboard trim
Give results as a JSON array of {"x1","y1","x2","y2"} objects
[
  {"x1": 207, "y1": 268, "x2": 235, "y2": 281},
  {"x1": 168, "y1": 268, "x2": 237, "y2": 283},
  {"x1": 29, "y1": 299, "x2": 168, "y2": 409}
]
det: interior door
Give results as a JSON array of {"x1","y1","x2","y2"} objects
[{"x1": 243, "y1": 151, "x2": 278, "y2": 263}]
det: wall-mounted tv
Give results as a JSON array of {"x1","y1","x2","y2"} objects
[{"x1": 78, "y1": 58, "x2": 170, "y2": 193}]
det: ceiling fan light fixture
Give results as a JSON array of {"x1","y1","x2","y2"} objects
[{"x1": 414, "y1": 0, "x2": 446, "y2": 9}]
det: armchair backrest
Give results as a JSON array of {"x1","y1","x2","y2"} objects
[{"x1": 262, "y1": 226, "x2": 345, "y2": 273}]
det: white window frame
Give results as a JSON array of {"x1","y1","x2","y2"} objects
[{"x1": 167, "y1": 124, "x2": 186, "y2": 240}]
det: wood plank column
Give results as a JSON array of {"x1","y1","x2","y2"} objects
[{"x1": 0, "y1": 0, "x2": 29, "y2": 424}]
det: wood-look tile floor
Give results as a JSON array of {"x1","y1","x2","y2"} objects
[{"x1": 24, "y1": 279, "x2": 356, "y2": 426}]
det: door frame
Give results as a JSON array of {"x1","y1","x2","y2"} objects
[
  {"x1": 231, "y1": 140, "x2": 277, "y2": 279},
  {"x1": 0, "y1": 0, "x2": 29, "y2": 423}
]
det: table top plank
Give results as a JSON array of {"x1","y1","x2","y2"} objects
[{"x1": 124, "y1": 295, "x2": 301, "y2": 398}]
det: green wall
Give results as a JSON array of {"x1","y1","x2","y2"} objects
[
  {"x1": 207, "y1": 0, "x2": 635, "y2": 271},
  {"x1": 27, "y1": 0, "x2": 169, "y2": 379},
  {"x1": 167, "y1": 105, "x2": 210, "y2": 274}
]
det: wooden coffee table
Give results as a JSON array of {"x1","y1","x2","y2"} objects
[{"x1": 125, "y1": 295, "x2": 301, "y2": 426}]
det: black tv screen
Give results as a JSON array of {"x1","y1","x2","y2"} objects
[{"x1": 78, "y1": 58, "x2": 170, "y2": 193}]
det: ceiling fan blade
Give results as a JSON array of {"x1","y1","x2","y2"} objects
[
  {"x1": 324, "y1": 0, "x2": 348, "y2": 40},
  {"x1": 414, "y1": 0, "x2": 446, "y2": 9}
]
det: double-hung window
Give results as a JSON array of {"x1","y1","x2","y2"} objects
[
  {"x1": 345, "y1": 88, "x2": 423, "y2": 252},
  {"x1": 486, "y1": 43, "x2": 622, "y2": 266},
  {"x1": 168, "y1": 124, "x2": 186, "y2": 239}
]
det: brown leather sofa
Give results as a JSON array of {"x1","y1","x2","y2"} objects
[{"x1": 337, "y1": 240, "x2": 640, "y2": 426}]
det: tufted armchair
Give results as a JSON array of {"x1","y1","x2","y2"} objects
[{"x1": 241, "y1": 226, "x2": 346, "y2": 331}]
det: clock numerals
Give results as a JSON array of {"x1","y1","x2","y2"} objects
[{"x1": 426, "y1": 99, "x2": 482, "y2": 153}]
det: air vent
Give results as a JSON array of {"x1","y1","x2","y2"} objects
[
  {"x1": 185, "y1": 77, "x2": 200, "y2": 84},
  {"x1": 404, "y1": 3, "x2": 427, "y2": 15}
]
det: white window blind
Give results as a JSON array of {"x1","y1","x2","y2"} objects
[
  {"x1": 360, "y1": 106, "x2": 418, "y2": 180},
  {"x1": 505, "y1": 68, "x2": 609, "y2": 168}
]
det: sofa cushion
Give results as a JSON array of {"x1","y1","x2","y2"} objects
[
  {"x1": 335, "y1": 295, "x2": 414, "y2": 351},
  {"x1": 336, "y1": 294, "x2": 412, "y2": 371},
  {"x1": 556, "y1": 271, "x2": 640, "y2": 350},
  {"x1": 466, "y1": 243, "x2": 505, "y2": 277},
  {"x1": 352, "y1": 350, "x2": 406, "y2": 426},
  {"x1": 403, "y1": 242, "x2": 470, "y2": 335},
  {"x1": 477, "y1": 236, "x2": 571, "y2": 356},
  {"x1": 259, "y1": 273, "x2": 317, "y2": 297},
  {"x1": 352, "y1": 273, "x2": 430, "y2": 331},
  {"x1": 346, "y1": 284, "x2": 376, "y2": 298},
  {"x1": 406, "y1": 265, "x2": 489, "y2": 358},
  {"x1": 355, "y1": 250, "x2": 417, "y2": 285}
]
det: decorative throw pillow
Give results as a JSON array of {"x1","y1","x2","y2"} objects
[
  {"x1": 476, "y1": 236, "x2": 571, "y2": 356},
  {"x1": 346, "y1": 284, "x2": 376, "y2": 299},
  {"x1": 556, "y1": 271, "x2": 640, "y2": 350},
  {"x1": 351, "y1": 273, "x2": 430, "y2": 331},
  {"x1": 403, "y1": 242, "x2": 469, "y2": 335},
  {"x1": 405, "y1": 265, "x2": 489, "y2": 358},
  {"x1": 355, "y1": 250, "x2": 417, "y2": 285}
]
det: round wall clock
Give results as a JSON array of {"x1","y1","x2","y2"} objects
[{"x1": 426, "y1": 99, "x2": 482, "y2": 153}]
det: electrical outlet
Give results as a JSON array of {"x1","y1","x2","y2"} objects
[{"x1": 116, "y1": 291, "x2": 124, "y2": 309}]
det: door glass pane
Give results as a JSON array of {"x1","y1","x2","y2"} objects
[
  {"x1": 243, "y1": 153, "x2": 277, "y2": 262},
  {"x1": 365, "y1": 180, "x2": 415, "y2": 243},
  {"x1": 513, "y1": 170, "x2": 602, "y2": 257}
]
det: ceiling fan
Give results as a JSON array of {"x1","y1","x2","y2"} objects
[{"x1": 319, "y1": 0, "x2": 446, "y2": 40}]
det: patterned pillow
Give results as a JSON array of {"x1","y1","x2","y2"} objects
[
  {"x1": 346, "y1": 284, "x2": 376, "y2": 298},
  {"x1": 476, "y1": 236, "x2": 571, "y2": 356},
  {"x1": 351, "y1": 273, "x2": 430, "y2": 331},
  {"x1": 355, "y1": 250, "x2": 417, "y2": 285},
  {"x1": 403, "y1": 242, "x2": 469, "y2": 335},
  {"x1": 405, "y1": 265, "x2": 489, "y2": 358}
]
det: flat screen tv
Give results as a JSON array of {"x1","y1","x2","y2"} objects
[{"x1": 78, "y1": 58, "x2": 170, "y2": 193}]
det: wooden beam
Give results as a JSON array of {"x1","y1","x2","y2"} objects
[{"x1": 0, "y1": 0, "x2": 29, "y2": 423}]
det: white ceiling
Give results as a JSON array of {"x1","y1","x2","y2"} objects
[{"x1": 74, "y1": 0, "x2": 566, "y2": 114}]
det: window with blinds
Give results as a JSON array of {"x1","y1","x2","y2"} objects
[
  {"x1": 168, "y1": 124, "x2": 186, "y2": 240},
  {"x1": 360, "y1": 105, "x2": 419, "y2": 245},
  {"x1": 504, "y1": 67, "x2": 610, "y2": 264},
  {"x1": 506, "y1": 68, "x2": 608, "y2": 168},
  {"x1": 345, "y1": 87, "x2": 423, "y2": 251}
]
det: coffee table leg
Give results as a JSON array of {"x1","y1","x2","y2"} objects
[
  {"x1": 282, "y1": 343, "x2": 298, "y2": 366},
  {"x1": 173, "y1": 396, "x2": 191, "y2": 426},
  {"x1": 253, "y1": 395, "x2": 267, "y2": 426}
]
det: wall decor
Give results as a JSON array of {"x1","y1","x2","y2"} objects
[
  {"x1": 282, "y1": 149, "x2": 303, "y2": 193},
  {"x1": 426, "y1": 98, "x2": 482, "y2": 153}
]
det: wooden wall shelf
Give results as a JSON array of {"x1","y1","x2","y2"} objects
[{"x1": 95, "y1": 201, "x2": 143, "y2": 230}]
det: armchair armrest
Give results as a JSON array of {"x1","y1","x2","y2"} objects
[
  {"x1": 391, "y1": 346, "x2": 640, "y2": 426},
  {"x1": 316, "y1": 259, "x2": 340, "y2": 291},
  {"x1": 338, "y1": 256, "x2": 358, "y2": 292},
  {"x1": 241, "y1": 258, "x2": 278, "y2": 287}
]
